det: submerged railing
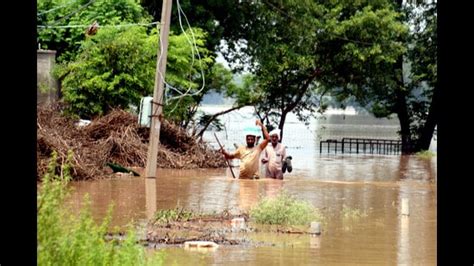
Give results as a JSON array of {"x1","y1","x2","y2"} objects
[{"x1": 319, "y1": 138, "x2": 404, "y2": 155}]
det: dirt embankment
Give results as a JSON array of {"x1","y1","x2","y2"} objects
[{"x1": 37, "y1": 103, "x2": 226, "y2": 180}]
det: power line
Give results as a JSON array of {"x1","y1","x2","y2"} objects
[
  {"x1": 37, "y1": 21, "x2": 160, "y2": 29},
  {"x1": 169, "y1": 0, "x2": 206, "y2": 100},
  {"x1": 166, "y1": 0, "x2": 208, "y2": 115},
  {"x1": 37, "y1": 0, "x2": 80, "y2": 16},
  {"x1": 44, "y1": 0, "x2": 96, "y2": 26}
]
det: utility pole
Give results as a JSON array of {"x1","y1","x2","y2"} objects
[{"x1": 145, "y1": 0, "x2": 173, "y2": 178}]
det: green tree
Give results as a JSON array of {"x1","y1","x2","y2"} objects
[
  {"x1": 140, "y1": 0, "x2": 250, "y2": 62},
  {"x1": 39, "y1": 0, "x2": 260, "y2": 136},
  {"x1": 55, "y1": 26, "x2": 213, "y2": 119},
  {"x1": 208, "y1": 0, "x2": 436, "y2": 152},
  {"x1": 219, "y1": 0, "x2": 407, "y2": 142},
  {"x1": 37, "y1": 0, "x2": 151, "y2": 61},
  {"x1": 333, "y1": 0, "x2": 437, "y2": 153},
  {"x1": 405, "y1": 1, "x2": 437, "y2": 151}
]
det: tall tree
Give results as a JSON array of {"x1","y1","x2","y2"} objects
[
  {"x1": 219, "y1": 0, "x2": 407, "y2": 142},
  {"x1": 405, "y1": 1, "x2": 437, "y2": 151},
  {"x1": 211, "y1": 0, "x2": 436, "y2": 152},
  {"x1": 336, "y1": 0, "x2": 437, "y2": 153}
]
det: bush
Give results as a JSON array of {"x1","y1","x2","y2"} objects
[
  {"x1": 249, "y1": 192, "x2": 324, "y2": 226},
  {"x1": 55, "y1": 25, "x2": 213, "y2": 120},
  {"x1": 55, "y1": 26, "x2": 158, "y2": 119},
  {"x1": 38, "y1": 151, "x2": 164, "y2": 265}
]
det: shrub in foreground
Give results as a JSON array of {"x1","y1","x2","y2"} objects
[{"x1": 38, "y1": 151, "x2": 164, "y2": 265}]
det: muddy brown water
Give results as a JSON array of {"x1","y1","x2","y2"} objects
[
  {"x1": 67, "y1": 108, "x2": 436, "y2": 264},
  {"x1": 68, "y1": 155, "x2": 436, "y2": 265}
]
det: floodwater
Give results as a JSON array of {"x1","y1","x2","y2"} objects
[{"x1": 67, "y1": 106, "x2": 437, "y2": 265}]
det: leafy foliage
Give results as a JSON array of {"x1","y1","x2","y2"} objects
[
  {"x1": 54, "y1": 26, "x2": 156, "y2": 118},
  {"x1": 140, "y1": 0, "x2": 250, "y2": 56},
  {"x1": 248, "y1": 1, "x2": 406, "y2": 140},
  {"x1": 37, "y1": 0, "x2": 151, "y2": 61},
  {"x1": 55, "y1": 26, "x2": 213, "y2": 119},
  {"x1": 39, "y1": 0, "x2": 258, "y2": 132},
  {"x1": 38, "y1": 151, "x2": 165, "y2": 265},
  {"x1": 39, "y1": 0, "x2": 437, "y2": 149},
  {"x1": 213, "y1": 0, "x2": 436, "y2": 150}
]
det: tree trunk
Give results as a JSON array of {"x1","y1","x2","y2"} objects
[
  {"x1": 415, "y1": 83, "x2": 439, "y2": 151},
  {"x1": 278, "y1": 110, "x2": 288, "y2": 142},
  {"x1": 395, "y1": 87, "x2": 412, "y2": 154}
]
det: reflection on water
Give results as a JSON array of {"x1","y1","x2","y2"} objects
[
  {"x1": 398, "y1": 215, "x2": 411, "y2": 265},
  {"x1": 238, "y1": 180, "x2": 260, "y2": 211},
  {"x1": 309, "y1": 235, "x2": 321, "y2": 249},
  {"x1": 67, "y1": 108, "x2": 436, "y2": 265},
  {"x1": 145, "y1": 178, "x2": 156, "y2": 220}
]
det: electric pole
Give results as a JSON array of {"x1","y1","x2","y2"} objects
[{"x1": 145, "y1": 0, "x2": 173, "y2": 178}]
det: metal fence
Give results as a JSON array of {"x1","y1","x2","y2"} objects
[{"x1": 319, "y1": 138, "x2": 406, "y2": 155}]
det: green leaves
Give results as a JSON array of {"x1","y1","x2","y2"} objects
[
  {"x1": 55, "y1": 25, "x2": 214, "y2": 119},
  {"x1": 57, "y1": 28, "x2": 149, "y2": 117},
  {"x1": 38, "y1": 0, "x2": 152, "y2": 61}
]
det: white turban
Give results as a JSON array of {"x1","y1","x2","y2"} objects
[{"x1": 269, "y1": 129, "x2": 281, "y2": 137}]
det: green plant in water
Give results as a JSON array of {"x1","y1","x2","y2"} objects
[
  {"x1": 154, "y1": 207, "x2": 195, "y2": 225},
  {"x1": 38, "y1": 151, "x2": 164, "y2": 266},
  {"x1": 415, "y1": 150, "x2": 436, "y2": 159},
  {"x1": 250, "y1": 191, "x2": 324, "y2": 226}
]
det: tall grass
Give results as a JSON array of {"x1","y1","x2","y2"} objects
[
  {"x1": 38, "y1": 151, "x2": 164, "y2": 265},
  {"x1": 249, "y1": 191, "x2": 324, "y2": 226}
]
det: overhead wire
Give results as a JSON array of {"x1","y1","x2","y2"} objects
[
  {"x1": 37, "y1": 21, "x2": 160, "y2": 29},
  {"x1": 42, "y1": 0, "x2": 97, "y2": 26},
  {"x1": 166, "y1": 0, "x2": 207, "y2": 114},
  {"x1": 174, "y1": 0, "x2": 206, "y2": 98},
  {"x1": 37, "y1": 0, "x2": 79, "y2": 16}
]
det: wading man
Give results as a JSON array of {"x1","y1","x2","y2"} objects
[
  {"x1": 220, "y1": 120, "x2": 270, "y2": 179},
  {"x1": 261, "y1": 129, "x2": 288, "y2": 179}
]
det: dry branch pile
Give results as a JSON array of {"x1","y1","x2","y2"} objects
[{"x1": 37, "y1": 103, "x2": 226, "y2": 180}]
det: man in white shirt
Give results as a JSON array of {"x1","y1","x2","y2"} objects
[{"x1": 261, "y1": 129, "x2": 288, "y2": 180}]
